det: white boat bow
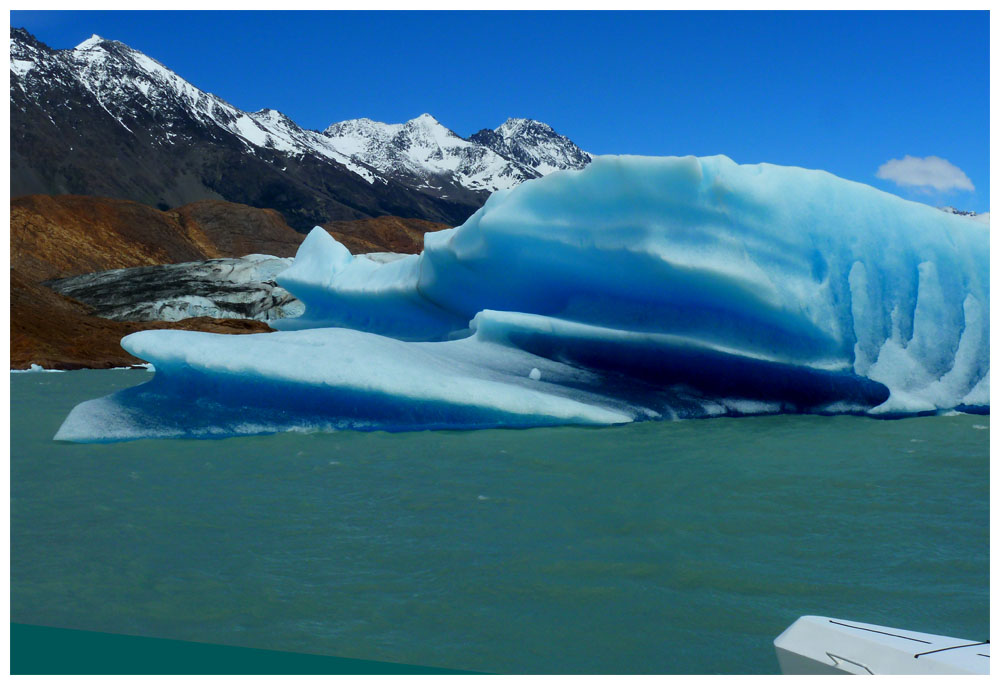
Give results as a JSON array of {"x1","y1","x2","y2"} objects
[{"x1": 774, "y1": 615, "x2": 989, "y2": 675}]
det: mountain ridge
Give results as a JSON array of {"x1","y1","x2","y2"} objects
[{"x1": 10, "y1": 27, "x2": 593, "y2": 230}]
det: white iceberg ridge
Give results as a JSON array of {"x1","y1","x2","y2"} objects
[{"x1": 56, "y1": 155, "x2": 989, "y2": 442}]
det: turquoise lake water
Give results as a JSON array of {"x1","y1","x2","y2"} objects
[{"x1": 10, "y1": 370, "x2": 989, "y2": 674}]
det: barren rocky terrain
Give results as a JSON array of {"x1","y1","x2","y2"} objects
[{"x1": 11, "y1": 195, "x2": 448, "y2": 369}]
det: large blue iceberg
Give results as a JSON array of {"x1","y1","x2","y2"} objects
[{"x1": 56, "y1": 155, "x2": 989, "y2": 442}]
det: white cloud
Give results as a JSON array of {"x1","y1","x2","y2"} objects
[{"x1": 876, "y1": 155, "x2": 975, "y2": 192}]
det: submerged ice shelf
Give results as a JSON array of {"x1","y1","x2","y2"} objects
[{"x1": 57, "y1": 155, "x2": 989, "y2": 442}]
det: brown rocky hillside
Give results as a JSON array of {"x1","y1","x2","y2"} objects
[
  {"x1": 174, "y1": 200, "x2": 310, "y2": 261},
  {"x1": 10, "y1": 194, "x2": 451, "y2": 369},
  {"x1": 11, "y1": 194, "x2": 306, "y2": 282},
  {"x1": 322, "y1": 215, "x2": 451, "y2": 254},
  {"x1": 11, "y1": 270, "x2": 270, "y2": 370}
]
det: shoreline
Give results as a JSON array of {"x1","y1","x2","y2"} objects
[{"x1": 11, "y1": 363, "x2": 154, "y2": 373}]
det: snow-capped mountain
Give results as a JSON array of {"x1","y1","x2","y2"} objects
[
  {"x1": 10, "y1": 27, "x2": 592, "y2": 230},
  {"x1": 15, "y1": 30, "x2": 382, "y2": 178},
  {"x1": 323, "y1": 114, "x2": 539, "y2": 197},
  {"x1": 469, "y1": 118, "x2": 592, "y2": 175}
]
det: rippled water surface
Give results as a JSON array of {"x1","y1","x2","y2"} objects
[{"x1": 11, "y1": 370, "x2": 989, "y2": 674}]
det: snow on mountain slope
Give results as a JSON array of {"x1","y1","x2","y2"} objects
[
  {"x1": 323, "y1": 113, "x2": 540, "y2": 194},
  {"x1": 9, "y1": 29, "x2": 48, "y2": 78},
  {"x1": 10, "y1": 28, "x2": 82, "y2": 98},
  {"x1": 65, "y1": 35, "x2": 382, "y2": 182},
  {"x1": 469, "y1": 118, "x2": 593, "y2": 176},
  {"x1": 246, "y1": 108, "x2": 381, "y2": 183},
  {"x1": 11, "y1": 27, "x2": 593, "y2": 213}
]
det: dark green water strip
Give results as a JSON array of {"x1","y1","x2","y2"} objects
[{"x1": 10, "y1": 623, "x2": 479, "y2": 674}]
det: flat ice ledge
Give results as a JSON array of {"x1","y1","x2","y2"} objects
[{"x1": 54, "y1": 327, "x2": 633, "y2": 443}]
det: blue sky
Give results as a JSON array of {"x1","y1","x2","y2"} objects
[{"x1": 10, "y1": 10, "x2": 990, "y2": 212}]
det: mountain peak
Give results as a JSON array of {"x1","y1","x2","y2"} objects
[
  {"x1": 10, "y1": 26, "x2": 53, "y2": 56},
  {"x1": 323, "y1": 117, "x2": 381, "y2": 137},
  {"x1": 409, "y1": 113, "x2": 441, "y2": 126},
  {"x1": 74, "y1": 34, "x2": 105, "y2": 51},
  {"x1": 11, "y1": 26, "x2": 593, "y2": 229},
  {"x1": 254, "y1": 107, "x2": 290, "y2": 121},
  {"x1": 470, "y1": 118, "x2": 591, "y2": 176},
  {"x1": 11, "y1": 26, "x2": 36, "y2": 43},
  {"x1": 498, "y1": 117, "x2": 553, "y2": 134}
]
